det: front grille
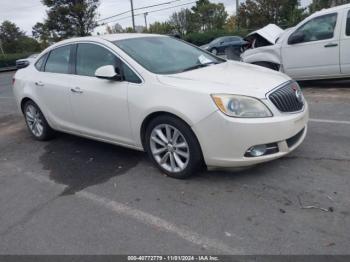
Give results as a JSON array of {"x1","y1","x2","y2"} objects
[
  {"x1": 269, "y1": 82, "x2": 304, "y2": 113},
  {"x1": 287, "y1": 128, "x2": 305, "y2": 148}
]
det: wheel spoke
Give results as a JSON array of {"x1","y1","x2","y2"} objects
[
  {"x1": 172, "y1": 129, "x2": 180, "y2": 144},
  {"x1": 26, "y1": 111, "x2": 34, "y2": 121},
  {"x1": 160, "y1": 152, "x2": 170, "y2": 164},
  {"x1": 33, "y1": 122, "x2": 39, "y2": 135},
  {"x1": 151, "y1": 135, "x2": 165, "y2": 146},
  {"x1": 36, "y1": 123, "x2": 43, "y2": 134},
  {"x1": 175, "y1": 142, "x2": 187, "y2": 149},
  {"x1": 156, "y1": 129, "x2": 168, "y2": 144},
  {"x1": 152, "y1": 147, "x2": 167, "y2": 155},
  {"x1": 165, "y1": 125, "x2": 172, "y2": 142},
  {"x1": 176, "y1": 149, "x2": 189, "y2": 158},
  {"x1": 169, "y1": 153, "x2": 176, "y2": 171},
  {"x1": 173, "y1": 153, "x2": 185, "y2": 169}
]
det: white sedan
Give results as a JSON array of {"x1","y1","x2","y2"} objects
[{"x1": 13, "y1": 34, "x2": 308, "y2": 178}]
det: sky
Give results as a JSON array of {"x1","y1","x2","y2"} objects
[{"x1": 0, "y1": 0, "x2": 312, "y2": 36}]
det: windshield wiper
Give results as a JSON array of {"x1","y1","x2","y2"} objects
[{"x1": 181, "y1": 62, "x2": 218, "y2": 72}]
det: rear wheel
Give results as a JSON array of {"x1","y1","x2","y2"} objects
[
  {"x1": 23, "y1": 100, "x2": 55, "y2": 141},
  {"x1": 145, "y1": 115, "x2": 203, "y2": 179}
]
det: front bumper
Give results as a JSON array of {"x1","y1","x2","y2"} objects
[{"x1": 192, "y1": 103, "x2": 309, "y2": 167}]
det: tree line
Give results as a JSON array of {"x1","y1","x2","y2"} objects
[{"x1": 1, "y1": 0, "x2": 349, "y2": 55}]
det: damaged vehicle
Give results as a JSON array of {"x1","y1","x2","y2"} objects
[
  {"x1": 241, "y1": 3, "x2": 350, "y2": 81},
  {"x1": 13, "y1": 34, "x2": 308, "y2": 179}
]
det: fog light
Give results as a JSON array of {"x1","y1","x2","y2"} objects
[{"x1": 246, "y1": 144, "x2": 267, "y2": 157}]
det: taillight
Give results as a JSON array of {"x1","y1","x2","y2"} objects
[{"x1": 12, "y1": 78, "x2": 15, "y2": 86}]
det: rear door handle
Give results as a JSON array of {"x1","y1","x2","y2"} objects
[
  {"x1": 324, "y1": 43, "x2": 338, "y2": 48},
  {"x1": 70, "y1": 87, "x2": 84, "y2": 94},
  {"x1": 35, "y1": 81, "x2": 44, "y2": 86}
]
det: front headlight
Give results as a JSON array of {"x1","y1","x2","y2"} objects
[{"x1": 211, "y1": 94, "x2": 273, "y2": 118}]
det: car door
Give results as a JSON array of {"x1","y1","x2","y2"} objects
[
  {"x1": 282, "y1": 12, "x2": 340, "y2": 79},
  {"x1": 35, "y1": 45, "x2": 77, "y2": 131},
  {"x1": 340, "y1": 9, "x2": 350, "y2": 75},
  {"x1": 69, "y1": 42, "x2": 141, "y2": 145},
  {"x1": 218, "y1": 37, "x2": 230, "y2": 53}
]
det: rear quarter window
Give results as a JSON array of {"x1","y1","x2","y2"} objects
[{"x1": 34, "y1": 54, "x2": 48, "y2": 71}]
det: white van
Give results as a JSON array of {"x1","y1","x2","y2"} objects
[{"x1": 241, "y1": 3, "x2": 350, "y2": 81}]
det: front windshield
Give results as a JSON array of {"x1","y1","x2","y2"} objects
[{"x1": 114, "y1": 36, "x2": 225, "y2": 74}]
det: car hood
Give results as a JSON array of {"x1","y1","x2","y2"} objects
[
  {"x1": 247, "y1": 24, "x2": 284, "y2": 44},
  {"x1": 157, "y1": 61, "x2": 290, "y2": 99}
]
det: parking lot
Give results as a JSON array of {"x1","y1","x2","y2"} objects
[{"x1": 0, "y1": 70, "x2": 350, "y2": 254}]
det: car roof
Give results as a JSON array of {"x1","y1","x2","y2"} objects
[
  {"x1": 47, "y1": 33, "x2": 166, "y2": 50},
  {"x1": 101, "y1": 33, "x2": 165, "y2": 41},
  {"x1": 311, "y1": 3, "x2": 350, "y2": 17}
]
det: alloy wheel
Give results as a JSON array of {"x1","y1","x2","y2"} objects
[
  {"x1": 25, "y1": 104, "x2": 44, "y2": 137},
  {"x1": 149, "y1": 124, "x2": 190, "y2": 173}
]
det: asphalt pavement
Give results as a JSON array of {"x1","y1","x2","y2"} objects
[{"x1": 0, "y1": 71, "x2": 350, "y2": 254}]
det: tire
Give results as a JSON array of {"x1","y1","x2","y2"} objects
[
  {"x1": 253, "y1": 61, "x2": 279, "y2": 71},
  {"x1": 144, "y1": 115, "x2": 203, "y2": 179},
  {"x1": 23, "y1": 100, "x2": 55, "y2": 141},
  {"x1": 211, "y1": 48, "x2": 218, "y2": 55}
]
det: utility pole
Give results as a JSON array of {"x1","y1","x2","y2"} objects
[
  {"x1": 236, "y1": 0, "x2": 239, "y2": 30},
  {"x1": 130, "y1": 0, "x2": 136, "y2": 32},
  {"x1": 143, "y1": 12, "x2": 148, "y2": 30}
]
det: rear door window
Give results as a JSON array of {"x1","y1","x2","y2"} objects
[{"x1": 45, "y1": 45, "x2": 71, "y2": 74}]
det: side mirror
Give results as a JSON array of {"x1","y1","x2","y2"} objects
[
  {"x1": 95, "y1": 65, "x2": 122, "y2": 81},
  {"x1": 288, "y1": 31, "x2": 305, "y2": 45}
]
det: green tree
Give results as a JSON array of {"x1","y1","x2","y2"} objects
[
  {"x1": 309, "y1": 0, "x2": 350, "y2": 13},
  {"x1": 224, "y1": 15, "x2": 237, "y2": 32},
  {"x1": 0, "y1": 20, "x2": 40, "y2": 54},
  {"x1": 0, "y1": 21, "x2": 25, "y2": 53},
  {"x1": 169, "y1": 9, "x2": 194, "y2": 35},
  {"x1": 146, "y1": 22, "x2": 174, "y2": 34},
  {"x1": 191, "y1": 0, "x2": 228, "y2": 31},
  {"x1": 33, "y1": 0, "x2": 99, "y2": 42},
  {"x1": 238, "y1": 0, "x2": 305, "y2": 29}
]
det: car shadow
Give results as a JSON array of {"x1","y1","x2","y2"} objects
[
  {"x1": 39, "y1": 132, "x2": 145, "y2": 196},
  {"x1": 298, "y1": 79, "x2": 350, "y2": 88}
]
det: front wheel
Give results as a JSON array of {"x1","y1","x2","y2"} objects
[{"x1": 145, "y1": 115, "x2": 203, "y2": 179}]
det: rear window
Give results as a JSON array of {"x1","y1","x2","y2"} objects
[{"x1": 347, "y1": 10, "x2": 350, "y2": 36}]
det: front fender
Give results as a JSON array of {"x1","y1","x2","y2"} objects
[{"x1": 241, "y1": 46, "x2": 282, "y2": 67}]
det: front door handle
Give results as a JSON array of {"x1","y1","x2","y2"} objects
[
  {"x1": 324, "y1": 43, "x2": 338, "y2": 48},
  {"x1": 70, "y1": 87, "x2": 83, "y2": 94},
  {"x1": 35, "y1": 81, "x2": 44, "y2": 86}
]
